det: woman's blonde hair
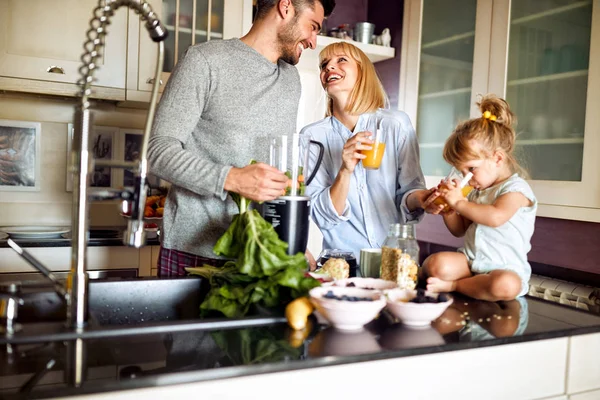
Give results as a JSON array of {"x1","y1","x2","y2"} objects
[
  {"x1": 443, "y1": 94, "x2": 527, "y2": 177},
  {"x1": 318, "y1": 42, "x2": 387, "y2": 116}
]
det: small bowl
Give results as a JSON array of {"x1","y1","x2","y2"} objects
[
  {"x1": 330, "y1": 277, "x2": 398, "y2": 291},
  {"x1": 309, "y1": 286, "x2": 386, "y2": 331},
  {"x1": 385, "y1": 288, "x2": 453, "y2": 327}
]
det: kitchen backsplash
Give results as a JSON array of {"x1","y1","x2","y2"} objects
[{"x1": 0, "y1": 92, "x2": 148, "y2": 227}]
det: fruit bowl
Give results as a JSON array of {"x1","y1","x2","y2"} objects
[
  {"x1": 309, "y1": 286, "x2": 386, "y2": 331},
  {"x1": 385, "y1": 288, "x2": 453, "y2": 327}
]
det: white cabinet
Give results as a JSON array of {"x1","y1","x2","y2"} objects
[
  {"x1": 0, "y1": 0, "x2": 128, "y2": 100},
  {"x1": 400, "y1": 0, "x2": 600, "y2": 222},
  {"x1": 127, "y1": 0, "x2": 253, "y2": 102}
]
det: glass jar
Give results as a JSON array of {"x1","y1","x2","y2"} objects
[{"x1": 380, "y1": 223, "x2": 420, "y2": 289}]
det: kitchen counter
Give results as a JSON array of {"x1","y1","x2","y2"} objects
[
  {"x1": 0, "y1": 228, "x2": 160, "y2": 248},
  {"x1": 1, "y1": 292, "x2": 599, "y2": 399}
]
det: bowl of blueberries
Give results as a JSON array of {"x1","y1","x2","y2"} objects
[
  {"x1": 385, "y1": 288, "x2": 453, "y2": 327},
  {"x1": 309, "y1": 286, "x2": 386, "y2": 331}
]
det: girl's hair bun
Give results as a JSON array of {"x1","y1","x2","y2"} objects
[{"x1": 478, "y1": 94, "x2": 516, "y2": 129}]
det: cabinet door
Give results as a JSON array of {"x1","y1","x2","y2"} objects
[
  {"x1": 400, "y1": 0, "x2": 489, "y2": 184},
  {"x1": 129, "y1": 0, "x2": 251, "y2": 101},
  {"x1": 0, "y1": 0, "x2": 127, "y2": 89},
  {"x1": 489, "y1": 0, "x2": 600, "y2": 220}
]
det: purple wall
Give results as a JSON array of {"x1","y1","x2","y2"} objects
[
  {"x1": 368, "y1": 0, "x2": 403, "y2": 108},
  {"x1": 326, "y1": 0, "x2": 369, "y2": 30},
  {"x1": 417, "y1": 215, "x2": 600, "y2": 276}
]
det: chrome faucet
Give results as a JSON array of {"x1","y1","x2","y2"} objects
[
  {"x1": 4, "y1": 0, "x2": 166, "y2": 332},
  {"x1": 69, "y1": 0, "x2": 167, "y2": 329}
]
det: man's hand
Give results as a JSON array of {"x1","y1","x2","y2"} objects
[
  {"x1": 421, "y1": 186, "x2": 445, "y2": 215},
  {"x1": 224, "y1": 162, "x2": 289, "y2": 202}
]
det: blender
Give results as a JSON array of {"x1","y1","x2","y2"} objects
[{"x1": 260, "y1": 133, "x2": 324, "y2": 255}]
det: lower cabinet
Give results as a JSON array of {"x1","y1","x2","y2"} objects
[{"x1": 0, "y1": 245, "x2": 161, "y2": 277}]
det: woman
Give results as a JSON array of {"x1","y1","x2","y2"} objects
[{"x1": 302, "y1": 42, "x2": 436, "y2": 263}]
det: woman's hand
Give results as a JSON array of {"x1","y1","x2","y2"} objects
[{"x1": 340, "y1": 131, "x2": 374, "y2": 174}]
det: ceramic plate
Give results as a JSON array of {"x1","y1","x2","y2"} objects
[{"x1": 0, "y1": 226, "x2": 71, "y2": 239}]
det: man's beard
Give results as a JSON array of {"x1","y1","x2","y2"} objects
[{"x1": 278, "y1": 17, "x2": 302, "y2": 65}]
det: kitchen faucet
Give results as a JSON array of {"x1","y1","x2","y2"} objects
[
  {"x1": 70, "y1": 0, "x2": 167, "y2": 329},
  {"x1": 5, "y1": 0, "x2": 167, "y2": 331}
]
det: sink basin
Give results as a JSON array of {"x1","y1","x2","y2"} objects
[{"x1": 11, "y1": 277, "x2": 208, "y2": 326}]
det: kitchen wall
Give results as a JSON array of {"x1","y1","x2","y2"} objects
[{"x1": 0, "y1": 92, "x2": 147, "y2": 228}]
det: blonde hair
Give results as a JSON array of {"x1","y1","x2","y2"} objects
[
  {"x1": 318, "y1": 42, "x2": 386, "y2": 116},
  {"x1": 443, "y1": 94, "x2": 527, "y2": 178}
]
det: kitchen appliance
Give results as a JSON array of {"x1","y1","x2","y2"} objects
[{"x1": 260, "y1": 133, "x2": 324, "y2": 256}]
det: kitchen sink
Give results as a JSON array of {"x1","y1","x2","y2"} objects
[{"x1": 9, "y1": 277, "x2": 208, "y2": 326}]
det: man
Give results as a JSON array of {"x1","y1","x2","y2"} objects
[{"x1": 148, "y1": 0, "x2": 336, "y2": 276}]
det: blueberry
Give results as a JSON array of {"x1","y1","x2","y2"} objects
[
  {"x1": 425, "y1": 296, "x2": 437, "y2": 303},
  {"x1": 417, "y1": 288, "x2": 426, "y2": 298},
  {"x1": 438, "y1": 294, "x2": 449, "y2": 302},
  {"x1": 346, "y1": 282, "x2": 356, "y2": 287}
]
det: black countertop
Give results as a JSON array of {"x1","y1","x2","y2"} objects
[
  {"x1": 0, "y1": 227, "x2": 160, "y2": 248},
  {"x1": 1, "y1": 291, "x2": 600, "y2": 399}
]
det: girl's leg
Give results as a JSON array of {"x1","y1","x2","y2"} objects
[
  {"x1": 453, "y1": 270, "x2": 523, "y2": 301},
  {"x1": 422, "y1": 252, "x2": 471, "y2": 280}
]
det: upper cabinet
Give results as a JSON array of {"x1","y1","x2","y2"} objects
[
  {"x1": 127, "y1": 0, "x2": 253, "y2": 102},
  {"x1": 400, "y1": 0, "x2": 600, "y2": 222},
  {"x1": 0, "y1": 0, "x2": 252, "y2": 103},
  {"x1": 0, "y1": 0, "x2": 128, "y2": 100}
]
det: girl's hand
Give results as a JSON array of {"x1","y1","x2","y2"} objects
[
  {"x1": 340, "y1": 131, "x2": 374, "y2": 174},
  {"x1": 440, "y1": 178, "x2": 468, "y2": 208}
]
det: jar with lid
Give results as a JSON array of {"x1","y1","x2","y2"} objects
[{"x1": 380, "y1": 223, "x2": 420, "y2": 289}]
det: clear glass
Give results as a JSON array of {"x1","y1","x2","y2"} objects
[
  {"x1": 162, "y1": 0, "x2": 225, "y2": 73},
  {"x1": 270, "y1": 133, "x2": 322, "y2": 196},
  {"x1": 416, "y1": 0, "x2": 477, "y2": 176},
  {"x1": 380, "y1": 223, "x2": 420, "y2": 289},
  {"x1": 506, "y1": 0, "x2": 591, "y2": 181}
]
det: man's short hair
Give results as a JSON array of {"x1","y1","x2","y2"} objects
[{"x1": 255, "y1": 0, "x2": 336, "y2": 21}]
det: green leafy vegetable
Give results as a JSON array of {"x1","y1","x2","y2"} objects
[{"x1": 187, "y1": 164, "x2": 320, "y2": 318}]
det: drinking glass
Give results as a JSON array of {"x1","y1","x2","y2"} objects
[{"x1": 360, "y1": 109, "x2": 387, "y2": 170}]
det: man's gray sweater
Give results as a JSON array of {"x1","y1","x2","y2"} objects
[{"x1": 148, "y1": 39, "x2": 301, "y2": 258}]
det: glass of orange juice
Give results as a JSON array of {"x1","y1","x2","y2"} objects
[
  {"x1": 432, "y1": 168, "x2": 474, "y2": 211},
  {"x1": 360, "y1": 109, "x2": 387, "y2": 169}
]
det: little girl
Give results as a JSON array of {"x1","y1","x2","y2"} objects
[{"x1": 423, "y1": 94, "x2": 537, "y2": 301}]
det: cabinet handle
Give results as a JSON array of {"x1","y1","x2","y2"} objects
[
  {"x1": 146, "y1": 78, "x2": 163, "y2": 85},
  {"x1": 46, "y1": 66, "x2": 65, "y2": 74}
]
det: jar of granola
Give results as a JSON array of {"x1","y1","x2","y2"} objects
[{"x1": 380, "y1": 223, "x2": 419, "y2": 289}]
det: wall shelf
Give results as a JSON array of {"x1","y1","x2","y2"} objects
[{"x1": 297, "y1": 35, "x2": 395, "y2": 70}]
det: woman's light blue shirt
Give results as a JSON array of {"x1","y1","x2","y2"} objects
[{"x1": 301, "y1": 110, "x2": 426, "y2": 261}]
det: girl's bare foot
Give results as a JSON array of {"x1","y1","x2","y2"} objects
[{"x1": 427, "y1": 277, "x2": 456, "y2": 293}]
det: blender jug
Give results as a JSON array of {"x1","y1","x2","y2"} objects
[{"x1": 261, "y1": 133, "x2": 324, "y2": 256}]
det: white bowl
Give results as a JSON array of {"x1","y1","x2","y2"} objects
[
  {"x1": 309, "y1": 286, "x2": 386, "y2": 331},
  {"x1": 385, "y1": 288, "x2": 453, "y2": 327},
  {"x1": 330, "y1": 277, "x2": 398, "y2": 291}
]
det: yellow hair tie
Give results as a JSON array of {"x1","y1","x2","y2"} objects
[{"x1": 482, "y1": 111, "x2": 497, "y2": 121}]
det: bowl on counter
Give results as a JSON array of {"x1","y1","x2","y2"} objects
[
  {"x1": 309, "y1": 286, "x2": 386, "y2": 331},
  {"x1": 385, "y1": 288, "x2": 453, "y2": 327},
  {"x1": 328, "y1": 277, "x2": 398, "y2": 291}
]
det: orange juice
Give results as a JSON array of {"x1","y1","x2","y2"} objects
[
  {"x1": 433, "y1": 185, "x2": 474, "y2": 210},
  {"x1": 360, "y1": 142, "x2": 386, "y2": 169}
]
